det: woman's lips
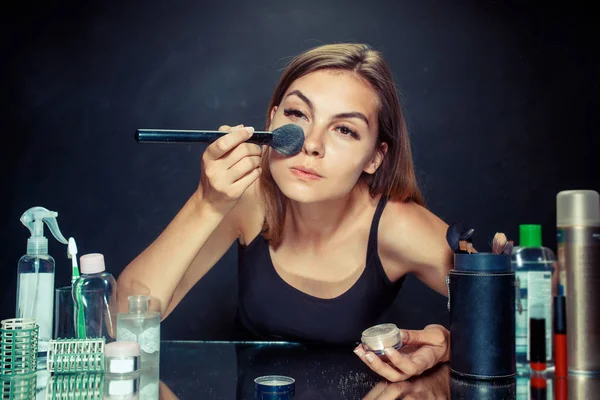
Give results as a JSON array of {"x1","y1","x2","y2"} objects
[{"x1": 290, "y1": 167, "x2": 322, "y2": 181}]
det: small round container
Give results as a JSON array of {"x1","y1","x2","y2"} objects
[
  {"x1": 361, "y1": 323, "x2": 402, "y2": 355},
  {"x1": 104, "y1": 341, "x2": 141, "y2": 375},
  {"x1": 254, "y1": 375, "x2": 295, "y2": 399}
]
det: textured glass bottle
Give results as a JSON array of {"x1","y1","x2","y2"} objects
[{"x1": 117, "y1": 295, "x2": 160, "y2": 370}]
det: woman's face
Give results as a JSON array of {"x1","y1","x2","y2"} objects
[{"x1": 268, "y1": 69, "x2": 385, "y2": 204}]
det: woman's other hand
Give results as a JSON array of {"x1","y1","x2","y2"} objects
[{"x1": 354, "y1": 324, "x2": 450, "y2": 382}]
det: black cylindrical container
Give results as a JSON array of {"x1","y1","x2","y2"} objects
[
  {"x1": 450, "y1": 375, "x2": 516, "y2": 399},
  {"x1": 448, "y1": 253, "x2": 516, "y2": 379}
]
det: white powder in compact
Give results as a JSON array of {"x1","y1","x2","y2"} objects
[
  {"x1": 255, "y1": 376, "x2": 295, "y2": 387},
  {"x1": 262, "y1": 380, "x2": 291, "y2": 386}
]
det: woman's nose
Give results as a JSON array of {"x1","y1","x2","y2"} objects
[{"x1": 302, "y1": 126, "x2": 325, "y2": 157}]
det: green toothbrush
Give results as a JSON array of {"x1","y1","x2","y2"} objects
[{"x1": 68, "y1": 238, "x2": 86, "y2": 338}]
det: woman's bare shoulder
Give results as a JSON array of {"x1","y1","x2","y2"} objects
[
  {"x1": 378, "y1": 199, "x2": 452, "y2": 294},
  {"x1": 380, "y1": 199, "x2": 444, "y2": 240}
]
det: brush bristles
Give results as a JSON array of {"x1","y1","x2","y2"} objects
[
  {"x1": 492, "y1": 232, "x2": 508, "y2": 254},
  {"x1": 271, "y1": 124, "x2": 304, "y2": 156}
]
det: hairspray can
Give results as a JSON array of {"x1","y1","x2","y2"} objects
[{"x1": 556, "y1": 190, "x2": 600, "y2": 374}]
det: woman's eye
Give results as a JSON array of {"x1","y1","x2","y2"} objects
[
  {"x1": 283, "y1": 109, "x2": 308, "y2": 120},
  {"x1": 336, "y1": 126, "x2": 358, "y2": 138}
]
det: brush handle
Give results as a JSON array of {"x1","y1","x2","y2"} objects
[{"x1": 135, "y1": 129, "x2": 273, "y2": 144}]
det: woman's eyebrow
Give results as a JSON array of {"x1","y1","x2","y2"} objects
[
  {"x1": 286, "y1": 90, "x2": 370, "y2": 126},
  {"x1": 332, "y1": 112, "x2": 370, "y2": 127},
  {"x1": 285, "y1": 90, "x2": 313, "y2": 110}
]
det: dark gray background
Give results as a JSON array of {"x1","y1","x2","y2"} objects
[{"x1": 1, "y1": 0, "x2": 597, "y2": 340}]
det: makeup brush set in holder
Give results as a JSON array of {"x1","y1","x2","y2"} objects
[{"x1": 445, "y1": 227, "x2": 517, "y2": 381}]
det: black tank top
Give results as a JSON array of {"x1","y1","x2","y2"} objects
[{"x1": 236, "y1": 196, "x2": 405, "y2": 345}]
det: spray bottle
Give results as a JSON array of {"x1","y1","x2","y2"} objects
[{"x1": 17, "y1": 206, "x2": 69, "y2": 358}]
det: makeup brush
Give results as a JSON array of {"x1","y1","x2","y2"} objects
[
  {"x1": 492, "y1": 232, "x2": 514, "y2": 255},
  {"x1": 446, "y1": 223, "x2": 475, "y2": 254},
  {"x1": 135, "y1": 124, "x2": 305, "y2": 156},
  {"x1": 446, "y1": 223, "x2": 463, "y2": 253},
  {"x1": 503, "y1": 240, "x2": 514, "y2": 255},
  {"x1": 492, "y1": 232, "x2": 506, "y2": 254}
]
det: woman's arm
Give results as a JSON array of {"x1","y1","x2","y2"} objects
[
  {"x1": 117, "y1": 192, "x2": 240, "y2": 318},
  {"x1": 354, "y1": 199, "x2": 453, "y2": 381},
  {"x1": 378, "y1": 200, "x2": 453, "y2": 295},
  {"x1": 117, "y1": 125, "x2": 263, "y2": 318}
]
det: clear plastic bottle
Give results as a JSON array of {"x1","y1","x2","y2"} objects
[
  {"x1": 72, "y1": 253, "x2": 118, "y2": 341},
  {"x1": 16, "y1": 207, "x2": 69, "y2": 359},
  {"x1": 512, "y1": 224, "x2": 555, "y2": 369},
  {"x1": 117, "y1": 295, "x2": 161, "y2": 371}
]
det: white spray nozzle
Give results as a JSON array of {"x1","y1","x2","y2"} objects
[{"x1": 21, "y1": 206, "x2": 69, "y2": 255}]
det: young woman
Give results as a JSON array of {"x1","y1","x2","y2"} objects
[{"x1": 118, "y1": 43, "x2": 453, "y2": 382}]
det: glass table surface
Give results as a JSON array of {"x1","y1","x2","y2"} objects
[{"x1": 2, "y1": 341, "x2": 598, "y2": 399}]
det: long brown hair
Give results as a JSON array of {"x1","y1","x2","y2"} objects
[{"x1": 260, "y1": 43, "x2": 424, "y2": 248}]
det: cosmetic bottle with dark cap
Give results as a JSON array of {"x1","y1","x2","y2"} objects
[
  {"x1": 553, "y1": 294, "x2": 567, "y2": 377},
  {"x1": 448, "y1": 253, "x2": 516, "y2": 379}
]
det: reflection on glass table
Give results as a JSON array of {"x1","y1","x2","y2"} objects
[{"x1": 1, "y1": 341, "x2": 599, "y2": 399}]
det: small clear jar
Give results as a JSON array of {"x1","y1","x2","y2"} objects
[
  {"x1": 361, "y1": 323, "x2": 403, "y2": 355},
  {"x1": 104, "y1": 341, "x2": 141, "y2": 374}
]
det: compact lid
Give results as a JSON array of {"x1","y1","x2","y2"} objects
[
  {"x1": 361, "y1": 323, "x2": 402, "y2": 351},
  {"x1": 254, "y1": 375, "x2": 295, "y2": 394}
]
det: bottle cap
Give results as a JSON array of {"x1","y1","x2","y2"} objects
[
  {"x1": 80, "y1": 253, "x2": 106, "y2": 274},
  {"x1": 553, "y1": 296, "x2": 566, "y2": 334},
  {"x1": 128, "y1": 296, "x2": 151, "y2": 313},
  {"x1": 519, "y1": 224, "x2": 542, "y2": 247},
  {"x1": 557, "y1": 190, "x2": 600, "y2": 227}
]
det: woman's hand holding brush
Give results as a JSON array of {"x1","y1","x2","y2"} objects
[{"x1": 197, "y1": 125, "x2": 264, "y2": 216}]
